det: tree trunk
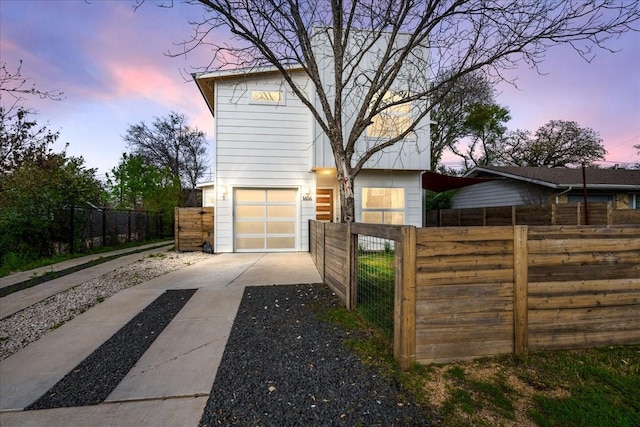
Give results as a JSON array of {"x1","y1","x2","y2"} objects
[{"x1": 335, "y1": 157, "x2": 355, "y2": 223}]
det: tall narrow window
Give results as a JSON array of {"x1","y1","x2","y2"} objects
[
  {"x1": 361, "y1": 188, "x2": 405, "y2": 224},
  {"x1": 367, "y1": 91, "x2": 412, "y2": 138}
]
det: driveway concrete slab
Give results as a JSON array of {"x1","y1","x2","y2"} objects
[
  {"x1": 0, "y1": 289, "x2": 163, "y2": 410},
  {"x1": 0, "y1": 251, "x2": 324, "y2": 425},
  {"x1": 231, "y1": 252, "x2": 323, "y2": 286},
  {"x1": 134, "y1": 252, "x2": 267, "y2": 290},
  {"x1": 107, "y1": 287, "x2": 243, "y2": 401},
  {"x1": 0, "y1": 396, "x2": 208, "y2": 427}
]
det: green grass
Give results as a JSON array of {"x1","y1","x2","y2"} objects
[
  {"x1": 320, "y1": 302, "x2": 640, "y2": 426},
  {"x1": 0, "y1": 238, "x2": 171, "y2": 278},
  {"x1": 356, "y1": 252, "x2": 395, "y2": 335}
]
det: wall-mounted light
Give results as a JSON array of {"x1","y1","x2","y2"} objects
[{"x1": 221, "y1": 185, "x2": 228, "y2": 201}]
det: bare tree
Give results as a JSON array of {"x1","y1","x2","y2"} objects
[
  {"x1": 159, "y1": 0, "x2": 639, "y2": 222},
  {"x1": 124, "y1": 111, "x2": 209, "y2": 193}
]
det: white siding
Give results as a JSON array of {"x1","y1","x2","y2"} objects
[
  {"x1": 213, "y1": 72, "x2": 315, "y2": 252},
  {"x1": 354, "y1": 170, "x2": 423, "y2": 227},
  {"x1": 312, "y1": 31, "x2": 430, "y2": 171}
]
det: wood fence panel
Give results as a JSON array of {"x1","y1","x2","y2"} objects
[
  {"x1": 414, "y1": 227, "x2": 515, "y2": 364},
  {"x1": 323, "y1": 223, "x2": 349, "y2": 302},
  {"x1": 515, "y1": 205, "x2": 552, "y2": 225},
  {"x1": 485, "y1": 207, "x2": 513, "y2": 226},
  {"x1": 527, "y1": 225, "x2": 640, "y2": 352},
  {"x1": 612, "y1": 209, "x2": 640, "y2": 224},
  {"x1": 174, "y1": 207, "x2": 214, "y2": 252}
]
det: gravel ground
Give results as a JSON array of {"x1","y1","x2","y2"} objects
[
  {"x1": 26, "y1": 289, "x2": 197, "y2": 410},
  {"x1": 199, "y1": 284, "x2": 432, "y2": 427},
  {"x1": 0, "y1": 251, "x2": 212, "y2": 360}
]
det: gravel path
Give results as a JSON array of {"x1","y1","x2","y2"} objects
[
  {"x1": 0, "y1": 251, "x2": 212, "y2": 360},
  {"x1": 199, "y1": 284, "x2": 432, "y2": 426}
]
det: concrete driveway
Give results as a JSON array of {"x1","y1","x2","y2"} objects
[{"x1": 0, "y1": 252, "x2": 322, "y2": 426}]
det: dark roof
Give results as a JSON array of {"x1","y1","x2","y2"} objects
[
  {"x1": 466, "y1": 166, "x2": 640, "y2": 189},
  {"x1": 421, "y1": 171, "x2": 497, "y2": 192}
]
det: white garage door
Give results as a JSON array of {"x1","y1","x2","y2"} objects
[{"x1": 234, "y1": 188, "x2": 297, "y2": 251}]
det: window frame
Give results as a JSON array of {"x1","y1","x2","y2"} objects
[
  {"x1": 361, "y1": 187, "x2": 406, "y2": 225},
  {"x1": 366, "y1": 90, "x2": 414, "y2": 139}
]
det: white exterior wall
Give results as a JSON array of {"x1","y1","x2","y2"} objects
[
  {"x1": 312, "y1": 31, "x2": 430, "y2": 171},
  {"x1": 213, "y1": 72, "x2": 315, "y2": 252},
  {"x1": 354, "y1": 170, "x2": 423, "y2": 227}
]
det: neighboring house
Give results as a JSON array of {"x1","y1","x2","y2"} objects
[
  {"x1": 193, "y1": 37, "x2": 430, "y2": 253},
  {"x1": 451, "y1": 166, "x2": 640, "y2": 209}
]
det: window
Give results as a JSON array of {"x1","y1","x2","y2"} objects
[
  {"x1": 367, "y1": 91, "x2": 412, "y2": 138},
  {"x1": 631, "y1": 194, "x2": 640, "y2": 209},
  {"x1": 250, "y1": 90, "x2": 283, "y2": 103},
  {"x1": 361, "y1": 187, "x2": 405, "y2": 224}
]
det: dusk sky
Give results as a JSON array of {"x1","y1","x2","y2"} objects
[{"x1": 2, "y1": 0, "x2": 639, "y2": 181}]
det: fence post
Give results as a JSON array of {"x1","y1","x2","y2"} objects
[
  {"x1": 348, "y1": 221, "x2": 357, "y2": 310},
  {"x1": 395, "y1": 225, "x2": 416, "y2": 369},
  {"x1": 513, "y1": 225, "x2": 529, "y2": 355},
  {"x1": 127, "y1": 210, "x2": 132, "y2": 242}
]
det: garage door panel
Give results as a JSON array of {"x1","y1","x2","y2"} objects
[
  {"x1": 267, "y1": 221, "x2": 296, "y2": 234},
  {"x1": 236, "y1": 189, "x2": 266, "y2": 202},
  {"x1": 267, "y1": 189, "x2": 297, "y2": 202},
  {"x1": 267, "y1": 237, "x2": 296, "y2": 249},
  {"x1": 236, "y1": 237, "x2": 266, "y2": 250},
  {"x1": 236, "y1": 205, "x2": 265, "y2": 217},
  {"x1": 235, "y1": 188, "x2": 297, "y2": 252},
  {"x1": 236, "y1": 221, "x2": 265, "y2": 234},
  {"x1": 267, "y1": 205, "x2": 296, "y2": 218}
]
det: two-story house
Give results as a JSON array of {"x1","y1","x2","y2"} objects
[{"x1": 194, "y1": 34, "x2": 430, "y2": 253}]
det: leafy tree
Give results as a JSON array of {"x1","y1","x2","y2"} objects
[
  {"x1": 156, "y1": 0, "x2": 638, "y2": 222},
  {"x1": 0, "y1": 106, "x2": 59, "y2": 177},
  {"x1": 429, "y1": 71, "x2": 495, "y2": 170},
  {"x1": 105, "y1": 153, "x2": 181, "y2": 213},
  {"x1": 0, "y1": 146, "x2": 103, "y2": 260},
  {"x1": 453, "y1": 103, "x2": 511, "y2": 170},
  {"x1": 497, "y1": 120, "x2": 607, "y2": 167},
  {"x1": 123, "y1": 111, "x2": 209, "y2": 204}
]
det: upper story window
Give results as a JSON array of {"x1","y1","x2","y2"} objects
[
  {"x1": 367, "y1": 91, "x2": 412, "y2": 138},
  {"x1": 250, "y1": 90, "x2": 283, "y2": 104},
  {"x1": 361, "y1": 187, "x2": 405, "y2": 224}
]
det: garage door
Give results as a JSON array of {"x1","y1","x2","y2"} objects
[{"x1": 234, "y1": 188, "x2": 297, "y2": 251}]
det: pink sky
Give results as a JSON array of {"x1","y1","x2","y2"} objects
[{"x1": 1, "y1": 1, "x2": 639, "y2": 178}]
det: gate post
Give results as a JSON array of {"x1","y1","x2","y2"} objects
[{"x1": 395, "y1": 225, "x2": 416, "y2": 369}]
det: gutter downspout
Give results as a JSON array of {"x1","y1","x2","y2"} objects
[{"x1": 555, "y1": 186, "x2": 573, "y2": 204}]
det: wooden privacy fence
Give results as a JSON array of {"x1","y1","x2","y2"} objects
[
  {"x1": 428, "y1": 202, "x2": 640, "y2": 227},
  {"x1": 174, "y1": 207, "x2": 214, "y2": 252},
  {"x1": 309, "y1": 221, "x2": 640, "y2": 368}
]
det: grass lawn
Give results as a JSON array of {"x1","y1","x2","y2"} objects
[{"x1": 323, "y1": 306, "x2": 640, "y2": 426}]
